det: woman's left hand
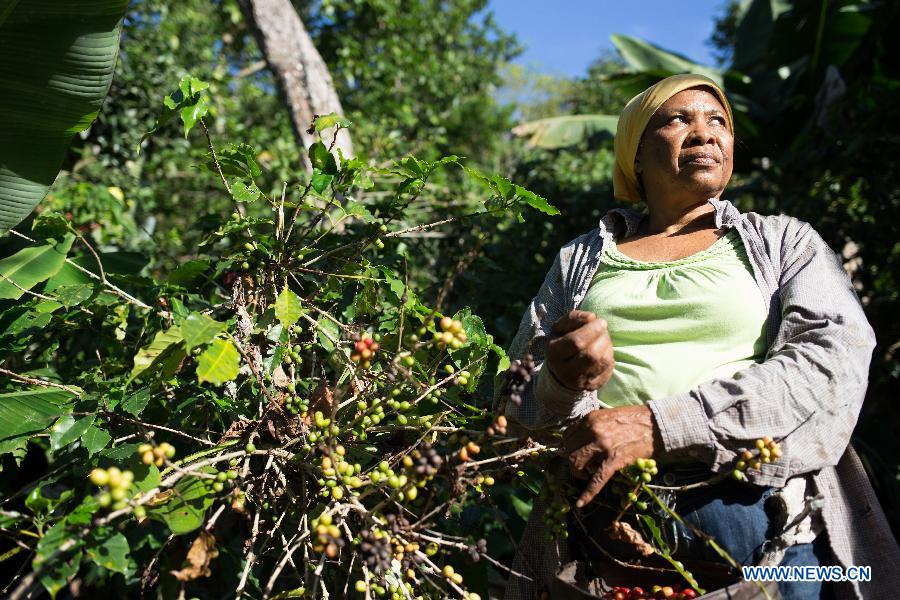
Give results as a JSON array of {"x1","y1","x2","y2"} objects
[{"x1": 562, "y1": 406, "x2": 661, "y2": 508}]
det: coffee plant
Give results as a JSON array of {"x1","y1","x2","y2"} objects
[{"x1": 0, "y1": 75, "x2": 561, "y2": 599}]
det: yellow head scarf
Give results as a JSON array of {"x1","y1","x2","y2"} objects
[{"x1": 613, "y1": 74, "x2": 734, "y2": 203}]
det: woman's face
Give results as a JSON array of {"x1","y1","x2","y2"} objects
[{"x1": 634, "y1": 87, "x2": 734, "y2": 204}]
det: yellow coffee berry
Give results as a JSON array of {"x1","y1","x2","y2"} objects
[{"x1": 89, "y1": 468, "x2": 109, "y2": 486}]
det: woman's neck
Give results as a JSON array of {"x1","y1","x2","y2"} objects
[{"x1": 641, "y1": 198, "x2": 718, "y2": 236}]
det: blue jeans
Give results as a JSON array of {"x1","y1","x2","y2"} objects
[{"x1": 672, "y1": 480, "x2": 834, "y2": 600}]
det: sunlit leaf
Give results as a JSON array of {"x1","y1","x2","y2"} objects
[
  {"x1": 196, "y1": 339, "x2": 240, "y2": 385},
  {"x1": 611, "y1": 34, "x2": 724, "y2": 84},
  {"x1": 232, "y1": 180, "x2": 261, "y2": 203},
  {"x1": 180, "y1": 95, "x2": 209, "y2": 137},
  {"x1": 315, "y1": 316, "x2": 341, "y2": 352},
  {"x1": 274, "y1": 287, "x2": 303, "y2": 327},
  {"x1": 151, "y1": 475, "x2": 215, "y2": 535},
  {"x1": 511, "y1": 114, "x2": 618, "y2": 149},
  {"x1": 49, "y1": 414, "x2": 96, "y2": 452},
  {"x1": 311, "y1": 170, "x2": 334, "y2": 194},
  {"x1": 54, "y1": 284, "x2": 93, "y2": 308},
  {"x1": 86, "y1": 531, "x2": 130, "y2": 574},
  {"x1": 180, "y1": 313, "x2": 226, "y2": 351},
  {"x1": 515, "y1": 186, "x2": 560, "y2": 216},
  {"x1": 81, "y1": 425, "x2": 111, "y2": 456},
  {"x1": 129, "y1": 326, "x2": 184, "y2": 381},
  {"x1": 313, "y1": 113, "x2": 352, "y2": 132},
  {"x1": 0, "y1": 235, "x2": 74, "y2": 300}
]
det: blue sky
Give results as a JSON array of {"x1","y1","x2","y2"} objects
[{"x1": 488, "y1": 1, "x2": 726, "y2": 78}]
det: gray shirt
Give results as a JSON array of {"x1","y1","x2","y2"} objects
[{"x1": 497, "y1": 198, "x2": 899, "y2": 600}]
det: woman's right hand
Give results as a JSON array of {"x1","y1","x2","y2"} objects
[{"x1": 545, "y1": 310, "x2": 615, "y2": 391}]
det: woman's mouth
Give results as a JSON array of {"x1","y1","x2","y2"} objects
[{"x1": 681, "y1": 153, "x2": 719, "y2": 166}]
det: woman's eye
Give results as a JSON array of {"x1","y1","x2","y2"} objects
[{"x1": 668, "y1": 115, "x2": 684, "y2": 124}]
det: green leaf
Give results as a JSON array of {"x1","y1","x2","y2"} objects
[
  {"x1": 511, "y1": 114, "x2": 618, "y2": 149},
  {"x1": 86, "y1": 531, "x2": 129, "y2": 574},
  {"x1": 151, "y1": 475, "x2": 215, "y2": 535},
  {"x1": 36, "y1": 519, "x2": 73, "y2": 561},
  {"x1": 68, "y1": 496, "x2": 100, "y2": 526},
  {"x1": 491, "y1": 174, "x2": 515, "y2": 200},
  {"x1": 196, "y1": 338, "x2": 240, "y2": 385},
  {"x1": 0, "y1": 389, "x2": 76, "y2": 453},
  {"x1": 180, "y1": 312, "x2": 226, "y2": 351},
  {"x1": 54, "y1": 284, "x2": 93, "y2": 308},
  {"x1": 129, "y1": 326, "x2": 184, "y2": 381},
  {"x1": 40, "y1": 545, "x2": 80, "y2": 599},
  {"x1": 515, "y1": 186, "x2": 560, "y2": 216},
  {"x1": 0, "y1": 306, "x2": 53, "y2": 346},
  {"x1": 179, "y1": 95, "x2": 209, "y2": 137},
  {"x1": 638, "y1": 513, "x2": 670, "y2": 554},
  {"x1": 128, "y1": 461, "x2": 161, "y2": 496},
  {"x1": 263, "y1": 325, "x2": 289, "y2": 374},
  {"x1": 100, "y1": 442, "x2": 141, "y2": 460},
  {"x1": 309, "y1": 142, "x2": 338, "y2": 174},
  {"x1": 311, "y1": 170, "x2": 334, "y2": 194},
  {"x1": 217, "y1": 143, "x2": 262, "y2": 178},
  {"x1": 313, "y1": 113, "x2": 352, "y2": 132},
  {"x1": 49, "y1": 414, "x2": 96, "y2": 452},
  {"x1": 0, "y1": 0, "x2": 130, "y2": 233},
  {"x1": 121, "y1": 387, "x2": 151, "y2": 416},
  {"x1": 144, "y1": 76, "x2": 210, "y2": 144},
  {"x1": 611, "y1": 34, "x2": 724, "y2": 84},
  {"x1": 32, "y1": 212, "x2": 71, "y2": 239},
  {"x1": 393, "y1": 156, "x2": 425, "y2": 178},
  {"x1": 315, "y1": 316, "x2": 341, "y2": 352},
  {"x1": 349, "y1": 279, "x2": 377, "y2": 319},
  {"x1": 183, "y1": 76, "x2": 209, "y2": 96},
  {"x1": 343, "y1": 200, "x2": 376, "y2": 223},
  {"x1": 36, "y1": 518, "x2": 82, "y2": 597},
  {"x1": 510, "y1": 494, "x2": 533, "y2": 521},
  {"x1": 274, "y1": 287, "x2": 303, "y2": 327},
  {"x1": 168, "y1": 259, "x2": 209, "y2": 287},
  {"x1": 492, "y1": 344, "x2": 510, "y2": 374},
  {"x1": 231, "y1": 179, "x2": 261, "y2": 203},
  {"x1": 81, "y1": 425, "x2": 111, "y2": 456},
  {"x1": 376, "y1": 266, "x2": 419, "y2": 310},
  {"x1": 0, "y1": 235, "x2": 74, "y2": 300}
]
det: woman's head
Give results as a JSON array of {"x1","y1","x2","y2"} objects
[{"x1": 613, "y1": 74, "x2": 734, "y2": 206}]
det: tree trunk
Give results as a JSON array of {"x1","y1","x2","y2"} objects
[{"x1": 237, "y1": 0, "x2": 354, "y2": 171}]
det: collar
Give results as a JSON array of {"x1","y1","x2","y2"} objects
[{"x1": 598, "y1": 197, "x2": 741, "y2": 241}]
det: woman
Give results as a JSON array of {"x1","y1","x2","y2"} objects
[{"x1": 498, "y1": 74, "x2": 900, "y2": 599}]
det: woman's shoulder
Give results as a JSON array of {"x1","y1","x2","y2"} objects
[
  {"x1": 741, "y1": 210, "x2": 838, "y2": 273},
  {"x1": 742, "y1": 210, "x2": 829, "y2": 249},
  {"x1": 552, "y1": 229, "x2": 604, "y2": 277}
]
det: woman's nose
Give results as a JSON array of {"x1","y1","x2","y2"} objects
[{"x1": 685, "y1": 123, "x2": 716, "y2": 147}]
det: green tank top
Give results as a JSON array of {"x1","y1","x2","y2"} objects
[{"x1": 580, "y1": 229, "x2": 768, "y2": 408}]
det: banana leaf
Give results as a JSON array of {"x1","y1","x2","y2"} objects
[{"x1": 0, "y1": 0, "x2": 129, "y2": 234}]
